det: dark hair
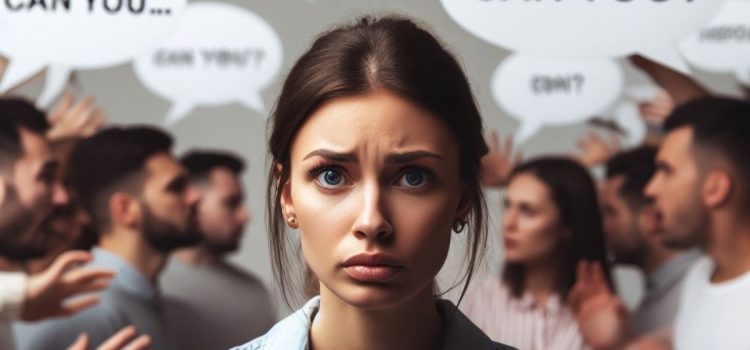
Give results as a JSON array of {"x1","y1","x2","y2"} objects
[
  {"x1": 266, "y1": 16, "x2": 489, "y2": 306},
  {"x1": 605, "y1": 147, "x2": 658, "y2": 209},
  {"x1": 181, "y1": 150, "x2": 245, "y2": 182},
  {"x1": 67, "y1": 126, "x2": 173, "y2": 231},
  {"x1": 0, "y1": 98, "x2": 49, "y2": 172},
  {"x1": 664, "y1": 97, "x2": 750, "y2": 213},
  {"x1": 503, "y1": 157, "x2": 614, "y2": 299}
]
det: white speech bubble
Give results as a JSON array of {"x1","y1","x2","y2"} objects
[
  {"x1": 441, "y1": 0, "x2": 728, "y2": 73},
  {"x1": 680, "y1": 0, "x2": 750, "y2": 85},
  {"x1": 132, "y1": 2, "x2": 282, "y2": 124},
  {"x1": 0, "y1": 0, "x2": 187, "y2": 106},
  {"x1": 492, "y1": 54, "x2": 624, "y2": 144}
]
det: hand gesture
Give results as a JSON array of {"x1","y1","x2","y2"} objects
[
  {"x1": 575, "y1": 132, "x2": 620, "y2": 167},
  {"x1": 67, "y1": 326, "x2": 151, "y2": 350},
  {"x1": 23, "y1": 250, "x2": 114, "y2": 321},
  {"x1": 47, "y1": 92, "x2": 106, "y2": 142},
  {"x1": 568, "y1": 261, "x2": 631, "y2": 350},
  {"x1": 480, "y1": 130, "x2": 522, "y2": 188}
]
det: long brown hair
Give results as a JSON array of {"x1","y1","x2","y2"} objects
[{"x1": 265, "y1": 16, "x2": 490, "y2": 307}]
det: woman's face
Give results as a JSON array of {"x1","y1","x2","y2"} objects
[
  {"x1": 281, "y1": 90, "x2": 465, "y2": 309},
  {"x1": 502, "y1": 173, "x2": 566, "y2": 266}
]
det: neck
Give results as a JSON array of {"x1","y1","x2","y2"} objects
[
  {"x1": 173, "y1": 245, "x2": 224, "y2": 267},
  {"x1": 310, "y1": 283, "x2": 442, "y2": 350},
  {"x1": 639, "y1": 244, "x2": 678, "y2": 275},
  {"x1": 523, "y1": 260, "x2": 560, "y2": 305},
  {"x1": 99, "y1": 227, "x2": 167, "y2": 282},
  {"x1": 707, "y1": 212, "x2": 750, "y2": 283}
]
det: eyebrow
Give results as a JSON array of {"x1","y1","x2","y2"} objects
[
  {"x1": 165, "y1": 174, "x2": 188, "y2": 192},
  {"x1": 302, "y1": 149, "x2": 445, "y2": 163},
  {"x1": 37, "y1": 160, "x2": 59, "y2": 178}
]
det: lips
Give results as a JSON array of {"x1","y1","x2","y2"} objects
[
  {"x1": 342, "y1": 253, "x2": 404, "y2": 282},
  {"x1": 504, "y1": 238, "x2": 518, "y2": 249}
]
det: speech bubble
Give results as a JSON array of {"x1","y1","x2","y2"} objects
[
  {"x1": 132, "y1": 2, "x2": 283, "y2": 124},
  {"x1": 441, "y1": 0, "x2": 728, "y2": 73},
  {"x1": 680, "y1": 0, "x2": 750, "y2": 85},
  {"x1": 491, "y1": 54, "x2": 624, "y2": 144},
  {"x1": 0, "y1": 0, "x2": 187, "y2": 106}
]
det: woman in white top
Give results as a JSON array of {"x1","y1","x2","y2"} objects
[
  {"x1": 233, "y1": 15, "x2": 514, "y2": 350},
  {"x1": 465, "y1": 157, "x2": 615, "y2": 350}
]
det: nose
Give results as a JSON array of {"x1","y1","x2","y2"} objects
[
  {"x1": 352, "y1": 181, "x2": 392, "y2": 241},
  {"x1": 237, "y1": 205, "x2": 250, "y2": 226},
  {"x1": 502, "y1": 208, "x2": 517, "y2": 234},
  {"x1": 644, "y1": 174, "x2": 659, "y2": 200},
  {"x1": 185, "y1": 184, "x2": 201, "y2": 207},
  {"x1": 51, "y1": 182, "x2": 69, "y2": 207}
]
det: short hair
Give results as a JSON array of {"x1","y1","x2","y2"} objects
[
  {"x1": 0, "y1": 98, "x2": 49, "y2": 172},
  {"x1": 664, "y1": 97, "x2": 750, "y2": 212},
  {"x1": 605, "y1": 147, "x2": 658, "y2": 209},
  {"x1": 180, "y1": 150, "x2": 245, "y2": 183},
  {"x1": 67, "y1": 126, "x2": 173, "y2": 231}
]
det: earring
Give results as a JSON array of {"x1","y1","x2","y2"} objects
[
  {"x1": 452, "y1": 218, "x2": 467, "y2": 233},
  {"x1": 287, "y1": 216, "x2": 297, "y2": 227}
]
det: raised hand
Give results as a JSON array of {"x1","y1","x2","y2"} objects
[
  {"x1": 67, "y1": 326, "x2": 151, "y2": 350},
  {"x1": 23, "y1": 250, "x2": 114, "y2": 321},
  {"x1": 47, "y1": 92, "x2": 106, "y2": 142},
  {"x1": 638, "y1": 90, "x2": 675, "y2": 126},
  {"x1": 568, "y1": 261, "x2": 631, "y2": 350},
  {"x1": 574, "y1": 132, "x2": 620, "y2": 167},
  {"x1": 480, "y1": 129, "x2": 522, "y2": 188}
]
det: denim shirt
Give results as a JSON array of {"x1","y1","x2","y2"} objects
[{"x1": 231, "y1": 296, "x2": 516, "y2": 350}]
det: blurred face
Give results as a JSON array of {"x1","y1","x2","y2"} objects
[
  {"x1": 282, "y1": 90, "x2": 465, "y2": 309},
  {"x1": 0, "y1": 127, "x2": 67, "y2": 260},
  {"x1": 645, "y1": 127, "x2": 708, "y2": 249},
  {"x1": 196, "y1": 167, "x2": 249, "y2": 254},
  {"x1": 601, "y1": 176, "x2": 647, "y2": 265},
  {"x1": 502, "y1": 173, "x2": 566, "y2": 266},
  {"x1": 140, "y1": 153, "x2": 202, "y2": 253}
]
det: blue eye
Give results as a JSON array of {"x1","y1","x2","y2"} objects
[
  {"x1": 317, "y1": 169, "x2": 345, "y2": 188},
  {"x1": 398, "y1": 169, "x2": 428, "y2": 188}
]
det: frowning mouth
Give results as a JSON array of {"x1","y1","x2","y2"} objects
[{"x1": 341, "y1": 253, "x2": 405, "y2": 282}]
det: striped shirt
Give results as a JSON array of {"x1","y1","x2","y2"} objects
[{"x1": 462, "y1": 275, "x2": 589, "y2": 350}]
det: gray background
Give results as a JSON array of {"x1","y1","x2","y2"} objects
[{"x1": 4, "y1": 0, "x2": 745, "y2": 315}]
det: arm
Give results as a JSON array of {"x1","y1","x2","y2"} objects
[{"x1": 629, "y1": 55, "x2": 710, "y2": 105}]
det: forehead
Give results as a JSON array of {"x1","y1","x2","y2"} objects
[
  {"x1": 508, "y1": 173, "x2": 551, "y2": 203},
  {"x1": 208, "y1": 167, "x2": 242, "y2": 193},
  {"x1": 144, "y1": 153, "x2": 182, "y2": 184},
  {"x1": 291, "y1": 91, "x2": 458, "y2": 162},
  {"x1": 602, "y1": 176, "x2": 626, "y2": 201},
  {"x1": 18, "y1": 127, "x2": 51, "y2": 162},
  {"x1": 658, "y1": 127, "x2": 694, "y2": 165}
]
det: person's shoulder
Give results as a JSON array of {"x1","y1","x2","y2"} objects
[{"x1": 230, "y1": 297, "x2": 319, "y2": 350}]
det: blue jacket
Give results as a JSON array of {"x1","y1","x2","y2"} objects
[{"x1": 231, "y1": 296, "x2": 516, "y2": 350}]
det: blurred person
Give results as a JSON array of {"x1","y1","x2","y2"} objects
[
  {"x1": 464, "y1": 157, "x2": 615, "y2": 350},
  {"x1": 161, "y1": 150, "x2": 275, "y2": 350},
  {"x1": 602, "y1": 147, "x2": 699, "y2": 335},
  {"x1": 16, "y1": 126, "x2": 201, "y2": 350},
  {"x1": 0, "y1": 98, "x2": 147, "y2": 350}
]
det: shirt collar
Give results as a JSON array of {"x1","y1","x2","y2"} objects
[
  {"x1": 646, "y1": 248, "x2": 702, "y2": 293},
  {"x1": 517, "y1": 291, "x2": 562, "y2": 315},
  {"x1": 90, "y1": 247, "x2": 159, "y2": 301}
]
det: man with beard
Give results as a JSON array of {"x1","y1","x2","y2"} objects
[
  {"x1": 0, "y1": 99, "x2": 137, "y2": 350},
  {"x1": 644, "y1": 97, "x2": 750, "y2": 349},
  {"x1": 17, "y1": 126, "x2": 202, "y2": 350},
  {"x1": 160, "y1": 151, "x2": 275, "y2": 350},
  {"x1": 601, "y1": 147, "x2": 699, "y2": 335}
]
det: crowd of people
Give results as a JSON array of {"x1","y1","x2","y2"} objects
[{"x1": 2, "y1": 14, "x2": 750, "y2": 350}]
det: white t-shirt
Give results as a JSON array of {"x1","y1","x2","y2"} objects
[{"x1": 674, "y1": 256, "x2": 750, "y2": 350}]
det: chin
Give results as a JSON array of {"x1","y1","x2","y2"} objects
[{"x1": 328, "y1": 281, "x2": 426, "y2": 310}]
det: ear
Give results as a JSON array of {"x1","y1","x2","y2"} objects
[
  {"x1": 0, "y1": 176, "x2": 6, "y2": 207},
  {"x1": 454, "y1": 184, "x2": 472, "y2": 223},
  {"x1": 276, "y1": 163, "x2": 297, "y2": 225},
  {"x1": 638, "y1": 204, "x2": 661, "y2": 237},
  {"x1": 703, "y1": 170, "x2": 732, "y2": 209},
  {"x1": 109, "y1": 192, "x2": 141, "y2": 229}
]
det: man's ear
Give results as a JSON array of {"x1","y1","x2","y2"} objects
[
  {"x1": 703, "y1": 170, "x2": 732, "y2": 210},
  {"x1": 109, "y1": 193, "x2": 141, "y2": 229}
]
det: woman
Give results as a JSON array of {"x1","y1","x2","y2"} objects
[
  {"x1": 464, "y1": 157, "x2": 614, "y2": 350},
  {"x1": 232, "y1": 16, "x2": 514, "y2": 350}
]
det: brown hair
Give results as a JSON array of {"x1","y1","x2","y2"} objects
[{"x1": 266, "y1": 16, "x2": 489, "y2": 307}]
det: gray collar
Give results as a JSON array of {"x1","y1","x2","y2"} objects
[
  {"x1": 646, "y1": 249, "x2": 701, "y2": 297},
  {"x1": 90, "y1": 247, "x2": 159, "y2": 302}
]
